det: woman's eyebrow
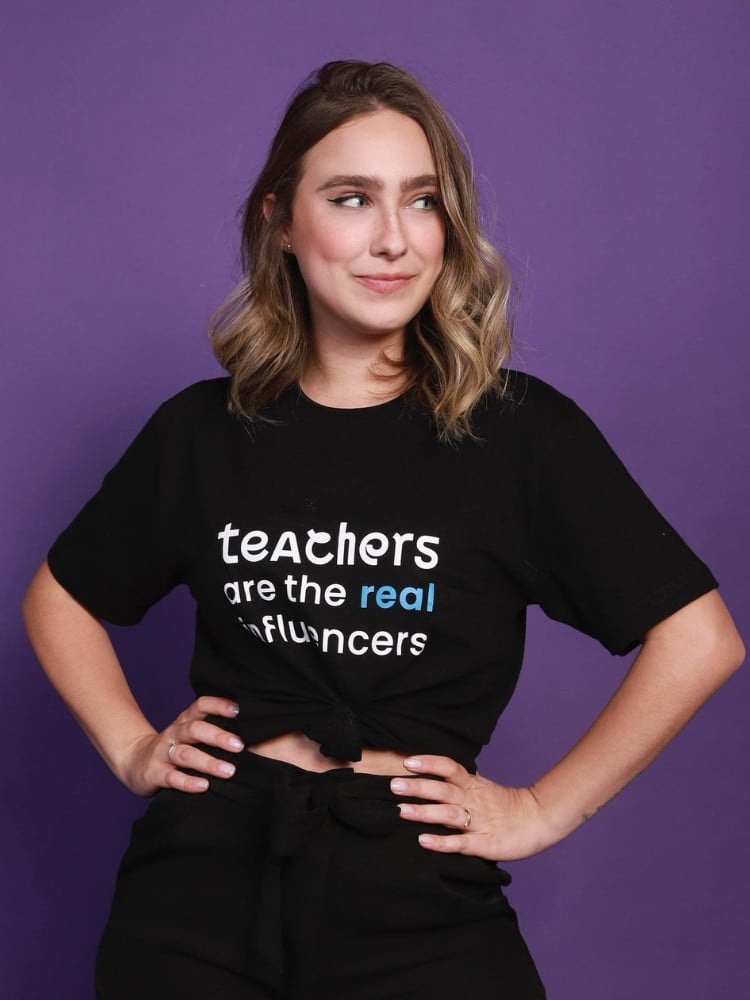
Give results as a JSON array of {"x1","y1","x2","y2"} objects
[{"x1": 316, "y1": 174, "x2": 439, "y2": 193}]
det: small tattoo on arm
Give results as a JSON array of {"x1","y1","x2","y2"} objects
[
  {"x1": 581, "y1": 804, "x2": 605, "y2": 822},
  {"x1": 581, "y1": 770, "x2": 645, "y2": 824}
]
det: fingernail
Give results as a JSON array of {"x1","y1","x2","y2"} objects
[
  {"x1": 398, "y1": 803, "x2": 415, "y2": 816},
  {"x1": 228, "y1": 736, "x2": 244, "y2": 751},
  {"x1": 217, "y1": 762, "x2": 236, "y2": 777},
  {"x1": 228, "y1": 703, "x2": 240, "y2": 716},
  {"x1": 404, "y1": 757, "x2": 422, "y2": 769},
  {"x1": 195, "y1": 778, "x2": 209, "y2": 790},
  {"x1": 418, "y1": 834, "x2": 434, "y2": 846},
  {"x1": 391, "y1": 779, "x2": 408, "y2": 793}
]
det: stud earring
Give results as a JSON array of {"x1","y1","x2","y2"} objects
[{"x1": 284, "y1": 243, "x2": 293, "y2": 253}]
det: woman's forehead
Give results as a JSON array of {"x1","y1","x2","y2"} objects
[{"x1": 299, "y1": 110, "x2": 436, "y2": 185}]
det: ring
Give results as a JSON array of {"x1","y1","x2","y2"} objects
[
  {"x1": 167, "y1": 739, "x2": 177, "y2": 763},
  {"x1": 463, "y1": 807, "x2": 472, "y2": 829}
]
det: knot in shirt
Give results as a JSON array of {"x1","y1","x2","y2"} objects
[{"x1": 316, "y1": 703, "x2": 364, "y2": 761}]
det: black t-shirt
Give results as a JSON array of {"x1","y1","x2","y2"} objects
[{"x1": 47, "y1": 370, "x2": 718, "y2": 770}]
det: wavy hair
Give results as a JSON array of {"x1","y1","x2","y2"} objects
[{"x1": 208, "y1": 60, "x2": 516, "y2": 442}]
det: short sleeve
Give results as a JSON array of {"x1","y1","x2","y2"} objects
[
  {"x1": 528, "y1": 398, "x2": 719, "y2": 656},
  {"x1": 47, "y1": 402, "x2": 185, "y2": 625}
]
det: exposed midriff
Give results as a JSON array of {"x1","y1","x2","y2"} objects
[{"x1": 246, "y1": 730, "x2": 413, "y2": 775}]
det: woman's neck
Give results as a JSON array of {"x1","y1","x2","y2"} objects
[{"x1": 300, "y1": 337, "x2": 406, "y2": 408}]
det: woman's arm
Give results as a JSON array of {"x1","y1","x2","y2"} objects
[
  {"x1": 393, "y1": 589, "x2": 745, "y2": 859},
  {"x1": 22, "y1": 560, "x2": 245, "y2": 797},
  {"x1": 527, "y1": 587, "x2": 744, "y2": 843}
]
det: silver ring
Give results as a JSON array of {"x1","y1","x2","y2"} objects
[
  {"x1": 167, "y1": 739, "x2": 178, "y2": 763},
  {"x1": 463, "y1": 807, "x2": 472, "y2": 829}
]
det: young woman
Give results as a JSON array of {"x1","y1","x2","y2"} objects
[{"x1": 22, "y1": 60, "x2": 744, "y2": 999}]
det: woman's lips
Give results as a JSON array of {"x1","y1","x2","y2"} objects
[{"x1": 355, "y1": 275, "x2": 415, "y2": 293}]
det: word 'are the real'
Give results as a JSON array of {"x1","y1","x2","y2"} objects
[{"x1": 224, "y1": 575, "x2": 436, "y2": 613}]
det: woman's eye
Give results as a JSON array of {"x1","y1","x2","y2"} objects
[
  {"x1": 327, "y1": 192, "x2": 439, "y2": 210},
  {"x1": 328, "y1": 194, "x2": 368, "y2": 208},
  {"x1": 414, "y1": 193, "x2": 439, "y2": 210}
]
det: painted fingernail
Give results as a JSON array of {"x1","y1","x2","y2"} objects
[
  {"x1": 228, "y1": 703, "x2": 240, "y2": 716},
  {"x1": 217, "y1": 762, "x2": 236, "y2": 777},
  {"x1": 391, "y1": 779, "x2": 408, "y2": 793},
  {"x1": 398, "y1": 803, "x2": 415, "y2": 816},
  {"x1": 404, "y1": 757, "x2": 422, "y2": 769},
  {"x1": 418, "y1": 834, "x2": 435, "y2": 846},
  {"x1": 228, "y1": 736, "x2": 244, "y2": 751}
]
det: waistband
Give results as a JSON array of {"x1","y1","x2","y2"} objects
[
  {"x1": 208, "y1": 748, "x2": 411, "y2": 849},
  {"x1": 194, "y1": 746, "x2": 426, "y2": 985}
]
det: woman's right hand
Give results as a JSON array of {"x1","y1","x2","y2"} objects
[
  {"x1": 119, "y1": 696, "x2": 245, "y2": 797},
  {"x1": 22, "y1": 565, "x2": 247, "y2": 800}
]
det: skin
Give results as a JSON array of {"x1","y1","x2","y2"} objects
[
  {"x1": 22, "y1": 110, "x2": 746, "y2": 865},
  {"x1": 265, "y1": 108, "x2": 445, "y2": 406}
]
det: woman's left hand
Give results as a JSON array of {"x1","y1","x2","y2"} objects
[{"x1": 391, "y1": 755, "x2": 558, "y2": 862}]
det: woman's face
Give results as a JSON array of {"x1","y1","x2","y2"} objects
[{"x1": 281, "y1": 109, "x2": 445, "y2": 350}]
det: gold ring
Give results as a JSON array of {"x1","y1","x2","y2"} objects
[{"x1": 463, "y1": 807, "x2": 472, "y2": 829}]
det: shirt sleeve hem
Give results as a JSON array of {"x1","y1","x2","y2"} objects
[
  {"x1": 46, "y1": 543, "x2": 147, "y2": 626},
  {"x1": 601, "y1": 564, "x2": 720, "y2": 657}
]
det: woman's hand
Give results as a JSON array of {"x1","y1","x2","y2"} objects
[
  {"x1": 119, "y1": 696, "x2": 245, "y2": 798},
  {"x1": 391, "y1": 755, "x2": 558, "y2": 862}
]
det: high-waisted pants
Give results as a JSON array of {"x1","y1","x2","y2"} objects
[{"x1": 95, "y1": 746, "x2": 547, "y2": 998}]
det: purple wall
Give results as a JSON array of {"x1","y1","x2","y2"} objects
[{"x1": 4, "y1": 1, "x2": 748, "y2": 995}]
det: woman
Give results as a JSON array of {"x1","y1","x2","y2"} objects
[{"x1": 22, "y1": 60, "x2": 744, "y2": 998}]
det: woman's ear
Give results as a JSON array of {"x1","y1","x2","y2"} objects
[
  {"x1": 262, "y1": 193, "x2": 291, "y2": 249},
  {"x1": 262, "y1": 193, "x2": 276, "y2": 223}
]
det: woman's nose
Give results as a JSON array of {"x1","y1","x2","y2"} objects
[{"x1": 370, "y1": 210, "x2": 408, "y2": 259}]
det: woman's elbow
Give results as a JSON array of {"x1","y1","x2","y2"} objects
[
  {"x1": 698, "y1": 589, "x2": 744, "y2": 673},
  {"x1": 722, "y1": 623, "x2": 746, "y2": 674},
  {"x1": 643, "y1": 589, "x2": 745, "y2": 678}
]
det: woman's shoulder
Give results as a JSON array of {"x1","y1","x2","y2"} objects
[
  {"x1": 145, "y1": 376, "x2": 232, "y2": 430},
  {"x1": 483, "y1": 367, "x2": 583, "y2": 430},
  {"x1": 123, "y1": 377, "x2": 235, "y2": 456},
  {"x1": 157, "y1": 375, "x2": 231, "y2": 413}
]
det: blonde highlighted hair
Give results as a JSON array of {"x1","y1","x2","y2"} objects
[{"x1": 208, "y1": 60, "x2": 516, "y2": 442}]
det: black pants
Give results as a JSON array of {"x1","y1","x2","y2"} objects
[{"x1": 95, "y1": 748, "x2": 546, "y2": 998}]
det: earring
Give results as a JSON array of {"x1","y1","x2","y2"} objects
[{"x1": 284, "y1": 243, "x2": 293, "y2": 253}]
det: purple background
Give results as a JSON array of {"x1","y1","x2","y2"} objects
[{"x1": 3, "y1": 1, "x2": 748, "y2": 996}]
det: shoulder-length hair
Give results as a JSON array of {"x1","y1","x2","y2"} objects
[{"x1": 208, "y1": 59, "x2": 515, "y2": 442}]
